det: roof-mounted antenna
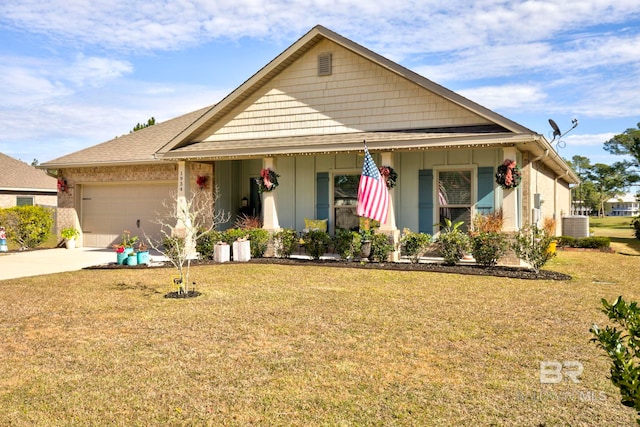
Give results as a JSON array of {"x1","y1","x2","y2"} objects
[{"x1": 548, "y1": 118, "x2": 578, "y2": 149}]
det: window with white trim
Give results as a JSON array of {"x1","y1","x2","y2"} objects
[{"x1": 16, "y1": 196, "x2": 34, "y2": 206}]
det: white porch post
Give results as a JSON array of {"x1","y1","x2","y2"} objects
[
  {"x1": 175, "y1": 161, "x2": 195, "y2": 256},
  {"x1": 378, "y1": 152, "x2": 400, "y2": 261},
  {"x1": 262, "y1": 157, "x2": 280, "y2": 232},
  {"x1": 501, "y1": 147, "x2": 519, "y2": 232}
]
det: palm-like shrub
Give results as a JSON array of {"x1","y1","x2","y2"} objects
[{"x1": 436, "y1": 219, "x2": 470, "y2": 266}]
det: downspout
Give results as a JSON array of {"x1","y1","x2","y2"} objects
[
  {"x1": 554, "y1": 168, "x2": 570, "y2": 234},
  {"x1": 530, "y1": 148, "x2": 549, "y2": 226}
]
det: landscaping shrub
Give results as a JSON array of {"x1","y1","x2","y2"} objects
[
  {"x1": 247, "y1": 228, "x2": 270, "y2": 258},
  {"x1": 632, "y1": 216, "x2": 640, "y2": 240},
  {"x1": 435, "y1": 219, "x2": 470, "y2": 266},
  {"x1": 196, "y1": 230, "x2": 225, "y2": 259},
  {"x1": 510, "y1": 225, "x2": 554, "y2": 273},
  {"x1": 370, "y1": 232, "x2": 394, "y2": 262},
  {"x1": 472, "y1": 209, "x2": 503, "y2": 233},
  {"x1": 0, "y1": 206, "x2": 54, "y2": 249},
  {"x1": 556, "y1": 235, "x2": 611, "y2": 250},
  {"x1": 400, "y1": 228, "x2": 431, "y2": 263},
  {"x1": 591, "y1": 296, "x2": 640, "y2": 423},
  {"x1": 303, "y1": 230, "x2": 331, "y2": 260},
  {"x1": 333, "y1": 229, "x2": 362, "y2": 260},
  {"x1": 555, "y1": 236, "x2": 576, "y2": 248},
  {"x1": 224, "y1": 228, "x2": 249, "y2": 245},
  {"x1": 272, "y1": 228, "x2": 298, "y2": 258},
  {"x1": 471, "y1": 232, "x2": 508, "y2": 267}
]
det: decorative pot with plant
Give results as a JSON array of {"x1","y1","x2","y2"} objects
[
  {"x1": 136, "y1": 241, "x2": 150, "y2": 265},
  {"x1": 113, "y1": 230, "x2": 138, "y2": 264},
  {"x1": 60, "y1": 227, "x2": 80, "y2": 249}
]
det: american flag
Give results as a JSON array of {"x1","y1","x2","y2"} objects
[{"x1": 357, "y1": 146, "x2": 389, "y2": 223}]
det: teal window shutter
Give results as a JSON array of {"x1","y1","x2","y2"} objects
[
  {"x1": 316, "y1": 172, "x2": 329, "y2": 223},
  {"x1": 477, "y1": 166, "x2": 495, "y2": 215},
  {"x1": 418, "y1": 169, "x2": 434, "y2": 234}
]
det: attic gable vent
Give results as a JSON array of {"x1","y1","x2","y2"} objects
[{"x1": 318, "y1": 53, "x2": 332, "y2": 76}]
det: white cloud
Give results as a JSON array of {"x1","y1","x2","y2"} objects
[
  {"x1": 565, "y1": 133, "x2": 615, "y2": 147},
  {"x1": 458, "y1": 84, "x2": 548, "y2": 111},
  {"x1": 1, "y1": 0, "x2": 638, "y2": 54},
  {"x1": 63, "y1": 55, "x2": 133, "y2": 87}
]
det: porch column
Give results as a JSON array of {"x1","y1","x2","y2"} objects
[
  {"x1": 175, "y1": 161, "x2": 195, "y2": 257},
  {"x1": 262, "y1": 157, "x2": 280, "y2": 232},
  {"x1": 501, "y1": 147, "x2": 518, "y2": 232},
  {"x1": 378, "y1": 152, "x2": 400, "y2": 261}
]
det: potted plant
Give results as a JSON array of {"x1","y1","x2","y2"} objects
[
  {"x1": 60, "y1": 227, "x2": 80, "y2": 249},
  {"x1": 113, "y1": 230, "x2": 138, "y2": 265},
  {"x1": 127, "y1": 250, "x2": 138, "y2": 266},
  {"x1": 136, "y1": 241, "x2": 150, "y2": 265}
]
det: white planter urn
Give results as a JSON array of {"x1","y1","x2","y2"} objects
[{"x1": 65, "y1": 238, "x2": 76, "y2": 249}]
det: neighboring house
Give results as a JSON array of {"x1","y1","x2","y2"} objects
[
  {"x1": 0, "y1": 153, "x2": 57, "y2": 209},
  {"x1": 41, "y1": 25, "x2": 578, "y2": 251},
  {"x1": 605, "y1": 193, "x2": 639, "y2": 217}
]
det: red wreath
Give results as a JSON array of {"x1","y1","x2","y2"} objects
[
  {"x1": 196, "y1": 175, "x2": 208, "y2": 189},
  {"x1": 57, "y1": 178, "x2": 67, "y2": 192}
]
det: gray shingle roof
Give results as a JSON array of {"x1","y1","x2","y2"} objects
[
  {"x1": 0, "y1": 153, "x2": 57, "y2": 190},
  {"x1": 41, "y1": 106, "x2": 212, "y2": 168}
]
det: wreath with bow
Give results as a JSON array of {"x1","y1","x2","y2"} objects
[
  {"x1": 57, "y1": 178, "x2": 68, "y2": 192},
  {"x1": 379, "y1": 165, "x2": 397, "y2": 189},
  {"x1": 256, "y1": 168, "x2": 280, "y2": 193},
  {"x1": 495, "y1": 159, "x2": 521, "y2": 189}
]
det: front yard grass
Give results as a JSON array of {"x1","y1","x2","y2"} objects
[
  {"x1": 589, "y1": 216, "x2": 640, "y2": 255},
  {"x1": 1, "y1": 249, "x2": 639, "y2": 425}
]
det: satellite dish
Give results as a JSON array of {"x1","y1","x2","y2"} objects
[{"x1": 548, "y1": 119, "x2": 561, "y2": 139}]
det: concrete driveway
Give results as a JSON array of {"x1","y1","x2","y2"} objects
[{"x1": 0, "y1": 247, "x2": 149, "y2": 281}]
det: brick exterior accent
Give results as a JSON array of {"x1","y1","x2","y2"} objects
[{"x1": 55, "y1": 162, "x2": 214, "y2": 233}]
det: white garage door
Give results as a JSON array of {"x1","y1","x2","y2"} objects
[{"x1": 81, "y1": 183, "x2": 175, "y2": 248}]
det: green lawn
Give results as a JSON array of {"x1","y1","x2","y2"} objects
[
  {"x1": 1, "y1": 245, "x2": 640, "y2": 425},
  {"x1": 589, "y1": 215, "x2": 640, "y2": 255}
]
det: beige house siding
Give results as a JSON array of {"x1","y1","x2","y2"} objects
[
  {"x1": 523, "y1": 154, "x2": 571, "y2": 235},
  {"x1": 0, "y1": 194, "x2": 57, "y2": 208},
  {"x1": 197, "y1": 39, "x2": 492, "y2": 142}
]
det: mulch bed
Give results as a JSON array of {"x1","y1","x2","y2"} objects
[
  {"x1": 247, "y1": 257, "x2": 572, "y2": 281},
  {"x1": 88, "y1": 258, "x2": 571, "y2": 281}
]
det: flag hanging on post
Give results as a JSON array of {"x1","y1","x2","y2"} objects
[{"x1": 357, "y1": 144, "x2": 389, "y2": 224}]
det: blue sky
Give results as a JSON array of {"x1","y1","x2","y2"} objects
[{"x1": 1, "y1": 0, "x2": 639, "y2": 168}]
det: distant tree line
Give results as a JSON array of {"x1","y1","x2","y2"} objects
[{"x1": 567, "y1": 123, "x2": 640, "y2": 216}]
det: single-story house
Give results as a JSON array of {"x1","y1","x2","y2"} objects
[
  {"x1": 41, "y1": 25, "x2": 578, "y2": 253},
  {"x1": 605, "y1": 193, "x2": 639, "y2": 217},
  {"x1": 0, "y1": 153, "x2": 57, "y2": 209}
]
